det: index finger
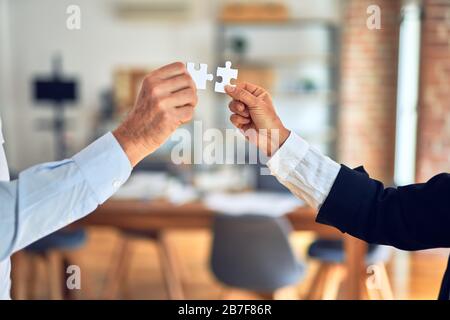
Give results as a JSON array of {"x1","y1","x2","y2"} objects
[{"x1": 153, "y1": 62, "x2": 187, "y2": 80}]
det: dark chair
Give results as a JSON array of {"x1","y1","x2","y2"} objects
[
  {"x1": 210, "y1": 214, "x2": 305, "y2": 299},
  {"x1": 26, "y1": 229, "x2": 87, "y2": 252},
  {"x1": 20, "y1": 229, "x2": 88, "y2": 299}
]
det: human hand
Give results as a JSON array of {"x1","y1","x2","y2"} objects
[
  {"x1": 113, "y1": 62, "x2": 197, "y2": 167},
  {"x1": 225, "y1": 82, "x2": 290, "y2": 156}
]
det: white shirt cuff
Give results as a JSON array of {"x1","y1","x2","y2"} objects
[
  {"x1": 73, "y1": 132, "x2": 132, "y2": 204},
  {"x1": 267, "y1": 131, "x2": 340, "y2": 209}
]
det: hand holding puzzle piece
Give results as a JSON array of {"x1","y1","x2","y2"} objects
[{"x1": 187, "y1": 61, "x2": 238, "y2": 93}]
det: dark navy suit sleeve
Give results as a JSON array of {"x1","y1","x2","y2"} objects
[{"x1": 316, "y1": 165, "x2": 450, "y2": 251}]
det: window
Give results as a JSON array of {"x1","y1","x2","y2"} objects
[{"x1": 394, "y1": 1, "x2": 422, "y2": 185}]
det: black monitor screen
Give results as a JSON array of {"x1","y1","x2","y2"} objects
[{"x1": 33, "y1": 77, "x2": 78, "y2": 104}]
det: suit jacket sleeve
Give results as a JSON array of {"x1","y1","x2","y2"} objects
[{"x1": 316, "y1": 165, "x2": 450, "y2": 251}]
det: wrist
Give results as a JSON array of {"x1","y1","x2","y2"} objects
[
  {"x1": 279, "y1": 127, "x2": 290, "y2": 148},
  {"x1": 265, "y1": 125, "x2": 290, "y2": 157},
  {"x1": 112, "y1": 127, "x2": 148, "y2": 167}
]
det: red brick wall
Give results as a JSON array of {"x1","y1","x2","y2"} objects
[
  {"x1": 416, "y1": 0, "x2": 450, "y2": 181},
  {"x1": 338, "y1": 0, "x2": 401, "y2": 183}
]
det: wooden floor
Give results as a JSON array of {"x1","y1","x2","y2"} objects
[{"x1": 19, "y1": 228, "x2": 449, "y2": 300}]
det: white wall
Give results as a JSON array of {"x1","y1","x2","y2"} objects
[
  {"x1": 0, "y1": 0, "x2": 17, "y2": 167},
  {"x1": 4, "y1": 0, "x2": 217, "y2": 170}
]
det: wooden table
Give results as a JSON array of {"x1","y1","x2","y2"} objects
[{"x1": 76, "y1": 199, "x2": 367, "y2": 299}]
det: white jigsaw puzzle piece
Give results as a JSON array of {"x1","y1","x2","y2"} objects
[
  {"x1": 186, "y1": 62, "x2": 213, "y2": 90},
  {"x1": 215, "y1": 61, "x2": 238, "y2": 93}
]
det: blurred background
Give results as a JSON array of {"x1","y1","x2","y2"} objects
[{"x1": 0, "y1": 0, "x2": 449, "y2": 300}]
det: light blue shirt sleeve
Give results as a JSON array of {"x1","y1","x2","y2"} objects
[{"x1": 0, "y1": 132, "x2": 132, "y2": 260}]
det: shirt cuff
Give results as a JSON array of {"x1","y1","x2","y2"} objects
[
  {"x1": 72, "y1": 132, "x2": 132, "y2": 204},
  {"x1": 267, "y1": 131, "x2": 340, "y2": 209},
  {"x1": 267, "y1": 131, "x2": 310, "y2": 180}
]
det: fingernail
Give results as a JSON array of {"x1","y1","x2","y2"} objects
[{"x1": 225, "y1": 85, "x2": 235, "y2": 93}]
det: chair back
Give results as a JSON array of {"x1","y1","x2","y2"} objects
[{"x1": 210, "y1": 214, "x2": 304, "y2": 292}]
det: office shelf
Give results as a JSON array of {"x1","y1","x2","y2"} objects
[{"x1": 219, "y1": 17, "x2": 340, "y2": 28}]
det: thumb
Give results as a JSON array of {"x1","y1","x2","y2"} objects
[{"x1": 225, "y1": 84, "x2": 257, "y2": 107}]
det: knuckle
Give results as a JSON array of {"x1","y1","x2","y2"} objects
[
  {"x1": 256, "y1": 97, "x2": 266, "y2": 106},
  {"x1": 260, "y1": 92, "x2": 270, "y2": 100},
  {"x1": 182, "y1": 73, "x2": 191, "y2": 82},
  {"x1": 153, "y1": 97, "x2": 163, "y2": 109},
  {"x1": 192, "y1": 93, "x2": 198, "y2": 105},
  {"x1": 188, "y1": 84, "x2": 196, "y2": 92},
  {"x1": 185, "y1": 111, "x2": 194, "y2": 121},
  {"x1": 237, "y1": 90, "x2": 246, "y2": 100},
  {"x1": 235, "y1": 82, "x2": 245, "y2": 89},
  {"x1": 237, "y1": 82, "x2": 247, "y2": 91},
  {"x1": 184, "y1": 87, "x2": 197, "y2": 102},
  {"x1": 160, "y1": 109, "x2": 171, "y2": 121},
  {"x1": 149, "y1": 85, "x2": 161, "y2": 97},
  {"x1": 143, "y1": 75, "x2": 154, "y2": 87},
  {"x1": 174, "y1": 61, "x2": 187, "y2": 72}
]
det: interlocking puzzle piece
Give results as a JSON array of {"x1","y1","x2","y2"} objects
[
  {"x1": 186, "y1": 62, "x2": 213, "y2": 90},
  {"x1": 215, "y1": 61, "x2": 238, "y2": 93}
]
